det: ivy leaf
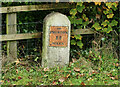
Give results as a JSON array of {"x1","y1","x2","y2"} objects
[
  {"x1": 103, "y1": 28, "x2": 108, "y2": 33},
  {"x1": 77, "y1": 41, "x2": 83, "y2": 48},
  {"x1": 92, "y1": 23, "x2": 101, "y2": 30},
  {"x1": 103, "y1": 25, "x2": 112, "y2": 33},
  {"x1": 70, "y1": 8, "x2": 77, "y2": 16},
  {"x1": 107, "y1": 25, "x2": 112, "y2": 33},
  {"x1": 68, "y1": 16, "x2": 76, "y2": 24},
  {"x1": 94, "y1": 2, "x2": 101, "y2": 5},
  {"x1": 75, "y1": 18, "x2": 82, "y2": 24},
  {"x1": 110, "y1": 20, "x2": 118, "y2": 26},
  {"x1": 82, "y1": 14, "x2": 89, "y2": 21},
  {"x1": 77, "y1": 2, "x2": 83, "y2": 6},
  {"x1": 106, "y1": 2, "x2": 112, "y2": 9},
  {"x1": 103, "y1": 9, "x2": 113, "y2": 15},
  {"x1": 112, "y1": 5, "x2": 117, "y2": 11},
  {"x1": 107, "y1": 14, "x2": 114, "y2": 19},
  {"x1": 76, "y1": 5, "x2": 85, "y2": 13},
  {"x1": 82, "y1": 21, "x2": 89, "y2": 28},
  {"x1": 112, "y1": 2, "x2": 118, "y2": 8},
  {"x1": 75, "y1": 34, "x2": 82, "y2": 40},
  {"x1": 77, "y1": 5, "x2": 83, "y2": 13},
  {"x1": 101, "y1": 20, "x2": 109, "y2": 27},
  {"x1": 71, "y1": 40, "x2": 76, "y2": 45}
]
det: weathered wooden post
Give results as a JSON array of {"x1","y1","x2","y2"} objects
[
  {"x1": 6, "y1": 13, "x2": 17, "y2": 62},
  {"x1": 42, "y1": 12, "x2": 71, "y2": 67}
]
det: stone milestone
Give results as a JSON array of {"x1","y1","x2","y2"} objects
[{"x1": 42, "y1": 12, "x2": 71, "y2": 67}]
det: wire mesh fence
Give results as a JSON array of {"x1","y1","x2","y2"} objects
[{"x1": 1, "y1": 21, "x2": 43, "y2": 66}]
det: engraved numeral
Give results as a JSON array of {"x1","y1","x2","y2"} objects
[{"x1": 56, "y1": 36, "x2": 62, "y2": 40}]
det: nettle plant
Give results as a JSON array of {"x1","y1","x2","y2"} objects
[{"x1": 69, "y1": 2, "x2": 118, "y2": 48}]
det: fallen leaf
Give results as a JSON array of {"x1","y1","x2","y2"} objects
[
  {"x1": 104, "y1": 81, "x2": 108, "y2": 84},
  {"x1": 79, "y1": 73, "x2": 84, "y2": 77},
  {"x1": 74, "y1": 67, "x2": 80, "y2": 72},
  {"x1": 92, "y1": 70, "x2": 98, "y2": 74},
  {"x1": 66, "y1": 74, "x2": 70, "y2": 78},
  {"x1": 96, "y1": 14, "x2": 101, "y2": 19},
  {"x1": 89, "y1": 50, "x2": 92, "y2": 54},
  {"x1": 44, "y1": 74, "x2": 48, "y2": 77},
  {"x1": 26, "y1": 67, "x2": 30, "y2": 72},
  {"x1": 52, "y1": 81, "x2": 58, "y2": 85},
  {"x1": 18, "y1": 76, "x2": 22, "y2": 79},
  {"x1": 97, "y1": 7, "x2": 102, "y2": 12},
  {"x1": 102, "y1": 5, "x2": 107, "y2": 9},
  {"x1": 15, "y1": 59, "x2": 20, "y2": 65},
  {"x1": 115, "y1": 75, "x2": 118, "y2": 80},
  {"x1": 107, "y1": 73, "x2": 112, "y2": 76},
  {"x1": 110, "y1": 77, "x2": 115, "y2": 80},
  {"x1": 88, "y1": 77, "x2": 92, "y2": 81},
  {"x1": 69, "y1": 62, "x2": 73, "y2": 66},
  {"x1": 59, "y1": 77, "x2": 67, "y2": 82},
  {"x1": 44, "y1": 67, "x2": 50, "y2": 72},
  {"x1": 115, "y1": 63, "x2": 119, "y2": 67},
  {"x1": 72, "y1": 58, "x2": 77, "y2": 63},
  {"x1": 90, "y1": 19, "x2": 94, "y2": 24},
  {"x1": 81, "y1": 82, "x2": 86, "y2": 85}
]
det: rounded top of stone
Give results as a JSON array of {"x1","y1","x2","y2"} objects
[{"x1": 44, "y1": 12, "x2": 70, "y2": 25}]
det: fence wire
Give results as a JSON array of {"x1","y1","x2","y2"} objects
[{"x1": 1, "y1": 21, "x2": 42, "y2": 66}]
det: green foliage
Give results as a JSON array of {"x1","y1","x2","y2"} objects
[
  {"x1": 70, "y1": 8, "x2": 77, "y2": 16},
  {"x1": 2, "y1": 50, "x2": 118, "y2": 85},
  {"x1": 69, "y1": 2, "x2": 118, "y2": 49},
  {"x1": 71, "y1": 34, "x2": 83, "y2": 48},
  {"x1": 92, "y1": 23, "x2": 101, "y2": 30}
]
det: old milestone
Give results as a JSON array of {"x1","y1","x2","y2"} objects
[{"x1": 42, "y1": 12, "x2": 71, "y2": 67}]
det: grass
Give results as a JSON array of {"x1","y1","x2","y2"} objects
[{"x1": 1, "y1": 50, "x2": 119, "y2": 85}]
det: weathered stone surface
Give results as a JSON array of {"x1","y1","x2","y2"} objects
[{"x1": 42, "y1": 12, "x2": 70, "y2": 67}]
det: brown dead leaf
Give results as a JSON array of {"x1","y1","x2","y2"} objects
[
  {"x1": 79, "y1": 73, "x2": 85, "y2": 77},
  {"x1": 97, "y1": 7, "x2": 102, "y2": 13},
  {"x1": 66, "y1": 74, "x2": 70, "y2": 78},
  {"x1": 72, "y1": 58, "x2": 77, "y2": 63},
  {"x1": 69, "y1": 62, "x2": 73, "y2": 66},
  {"x1": 89, "y1": 19, "x2": 94, "y2": 23},
  {"x1": 115, "y1": 75, "x2": 118, "y2": 80},
  {"x1": 18, "y1": 76, "x2": 22, "y2": 80},
  {"x1": 102, "y1": 5, "x2": 107, "y2": 9},
  {"x1": 115, "y1": 63, "x2": 119, "y2": 67},
  {"x1": 96, "y1": 14, "x2": 101, "y2": 19},
  {"x1": 26, "y1": 67, "x2": 30, "y2": 72},
  {"x1": 88, "y1": 77, "x2": 92, "y2": 81},
  {"x1": 89, "y1": 50, "x2": 92, "y2": 54},
  {"x1": 15, "y1": 59, "x2": 20, "y2": 65},
  {"x1": 104, "y1": 81, "x2": 108, "y2": 84},
  {"x1": 59, "y1": 77, "x2": 67, "y2": 83},
  {"x1": 52, "y1": 81, "x2": 57, "y2": 85},
  {"x1": 43, "y1": 67, "x2": 49, "y2": 72},
  {"x1": 110, "y1": 77, "x2": 115, "y2": 80},
  {"x1": 74, "y1": 67, "x2": 80, "y2": 72},
  {"x1": 92, "y1": 70, "x2": 98, "y2": 74},
  {"x1": 107, "y1": 73, "x2": 112, "y2": 76},
  {"x1": 81, "y1": 82, "x2": 86, "y2": 85}
]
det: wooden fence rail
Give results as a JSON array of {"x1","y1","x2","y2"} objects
[
  {"x1": 0, "y1": 3, "x2": 75, "y2": 13},
  {"x1": 0, "y1": 3, "x2": 95, "y2": 62},
  {"x1": 0, "y1": 29, "x2": 94, "y2": 41}
]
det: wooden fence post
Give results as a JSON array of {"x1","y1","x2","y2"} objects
[{"x1": 6, "y1": 13, "x2": 17, "y2": 62}]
